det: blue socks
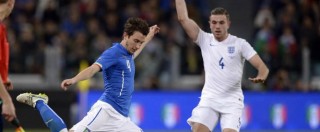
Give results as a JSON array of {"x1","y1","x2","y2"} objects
[{"x1": 35, "y1": 100, "x2": 67, "y2": 132}]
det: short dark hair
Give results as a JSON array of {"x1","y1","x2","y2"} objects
[
  {"x1": 124, "y1": 17, "x2": 149, "y2": 37},
  {"x1": 0, "y1": 0, "x2": 8, "y2": 4},
  {"x1": 211, "y1": 7, "x2": 230, "y2": 21}
]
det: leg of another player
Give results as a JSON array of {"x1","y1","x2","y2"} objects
[
  {"x1": 35, "y1": 100, "x2": 68, "y2": 132},
  {"x1": 191, "y1": 122, "x2": 210, "y2": 132}
]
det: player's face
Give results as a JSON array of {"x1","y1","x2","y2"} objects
[
  {"x1": 124, "y1": 31, "x2": 146, "y2": 54},
  {"x1": 209, "y1": 14, "x2": 230, "y2": 41}
]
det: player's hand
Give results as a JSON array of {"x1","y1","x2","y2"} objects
[
  {"x1": 60, "y1": 79, "x2": 75, "y2": 91},
  {"x1": 4, "y1": 78, "x2": 13, "y2": 90},
  {"x1": 148, "y1": 25, "x2": 160, "y2": 36},
  {"x1": 2, "y1": 100, "x2": 16, "y2": 122},
  {"x1": 248, "y1": 77, "x2": 265, "y2": 83}
]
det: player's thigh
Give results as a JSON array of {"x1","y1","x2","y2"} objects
[
  {"x1": 220, "y1": 106, "x2": 243, "y2": 132},
  {"x1": 118, "y1": 119, "x2": 143, "y2": 132},
  {"x1": 187, "y1": 106, "x2": 219, "y2": 132},
  {"x1": 191, "y1": 122, "x2": 211, "y2": 132},
  {"x1": 222, "y1": 128, "x2": 237, "y2": 132},
  {"x1": 71, "y1": 104, "x2": 141, "y2": 132},
  {"x1": 70, "y1": 106, "x2": 107, "y2": 132}
]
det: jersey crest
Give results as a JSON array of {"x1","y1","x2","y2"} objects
[
  {"x1": 228, "y1": 46, "x2": 236, "y2": 59},
  {"x1": 228, "y1": 46, "x2": 235, "y2": 54},
  {"x1": 126, "y1": 60, "x2": 131, "y2": 72}
]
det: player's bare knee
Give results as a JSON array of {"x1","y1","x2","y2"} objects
[
  {"x1": 192, "y1": 123, "x2": 210, "y2": 132},
  {"x1": 222, "y1": 128, "x2": 237, "y2": 132}
]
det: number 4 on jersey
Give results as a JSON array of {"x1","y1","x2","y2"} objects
[{"x1": 219, "y1": 57, "x2": 224, "y2": 69}]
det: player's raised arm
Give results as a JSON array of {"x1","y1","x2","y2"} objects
[
  {"x1": 248, "y1": 54, "x2": 269, "y2": 83},
  {"x1": 134, "y1": 25, "x2": 160, "y2": 59},
  {"x1": 175, "y1": 0, "x2": 200, "y2": 41}
]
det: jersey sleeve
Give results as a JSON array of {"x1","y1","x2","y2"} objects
[
  {"x1": 194, "y1": 29, "x2": 206, "y2": 47},
  {"x1": 241, "y1": 40, "x2": 257, "y2": 60},
  {"x1": 94, "y1": 49, "x2": 118, "y2": 71}
]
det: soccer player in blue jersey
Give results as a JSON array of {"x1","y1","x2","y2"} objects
[{"x1": 16, "y1": 17, "x2": 159, "y2": 132}]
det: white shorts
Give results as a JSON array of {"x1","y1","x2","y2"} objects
[
  {"x1": 70, "y1": 100, "x2": 142, "y2": 132},
  {"x1": 187, "y1": 98, "x2": 243, "y2": 132}
]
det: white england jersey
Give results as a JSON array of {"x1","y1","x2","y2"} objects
[{"x1": 195, "y1": 29, "x2": 256, "y2": 103}]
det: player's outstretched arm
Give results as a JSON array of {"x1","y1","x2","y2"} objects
[
  {"x1": 175, "y1": 0, "x2": 200, "y2": 41},
  {"x1": 60, "y1": 64, "x2": 100, "y2": 90},
  {"x1": 248, "y1": 54, "x2": 269, "y2": 83},
  {"x1": 134, "y1": 25, "x2": 160, "y2": 59}
]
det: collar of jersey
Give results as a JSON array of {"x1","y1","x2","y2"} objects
[
  {"x1": 212, "y1": 34, "x2": 230, "y2": 45},
  {"x1": 115, "y1": 43, "x2": 132, "y2": 56}
]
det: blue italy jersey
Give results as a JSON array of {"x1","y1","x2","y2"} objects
[{"x1": 94, "y1": 43, "x2": 135, "y2": 117}]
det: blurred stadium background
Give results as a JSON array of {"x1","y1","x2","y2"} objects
[{"x1": 2, "y1": 0, "x2": 320, "y2": 131}]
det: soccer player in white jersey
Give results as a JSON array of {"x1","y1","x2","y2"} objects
[
  {"x1": 16, "y1": 17, "x2": 159, "y2": 132},
  {"x1": 175, "y1": 0, "x2": 269, "y2": 132}
]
